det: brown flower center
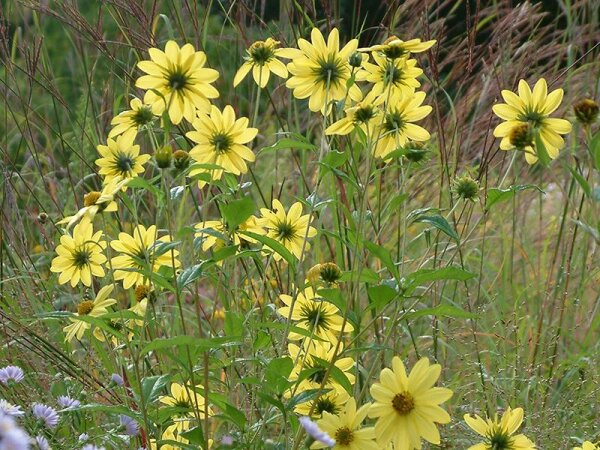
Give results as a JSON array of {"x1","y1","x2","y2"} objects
[
  {"x1": 77, "y1": 300, "x2": 95, "y2": 316},
  {"x1": 84, "y1": 191, "x2": 102, "y2": 207},
  {"x1": 135, "y1": 284, "x2": 151, "y2": 302},
  {"x1": 392, "y1": 391, "x2": 415, "y2": 415},
  {"x1": 335, "y1": 426, "x2": 354, "y2": 445}
]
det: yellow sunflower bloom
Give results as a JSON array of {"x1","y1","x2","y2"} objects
[
  {"x1": 95, "y1": 132, "x2": 151, "y2": 184},
  {"x1": 357, "y1": 53, "x2": 423, "y2": 99},
  {"x1": 360, "y1": 36, "x2": 436, "y2": 59},
  {"x1": 288, "y1": 340, "x2": 355, "y2": 389},
  {"x1": 187, "y1": 105, "x2": 258, "y2": 188},
  {"x1": 233, "y1": 38, "x2": 296, "y2": 87},
  {"x1": 57, "y1": 177, "x2": 129, "y2": 229},
  {"x1": 136, "y1": 40, "x2": 220, "y2": 125},
  {"x1": 312, "y1": 398, "x2": 378, "y2": 450},
  {"x1": 50, "y1": 218, "x2": 106, "y2": 287},
  {"x1": 464, "y1": 407, "x2": 536, "y2": 450},
  {"x1": 368, "y1": 357, "x2": 452, "y2": 450},
  {"x1": 277, "y1": 287, "x2": 352, "y2": 341},
  {"x1": 286, "y1": 28, "x2": 362, "y2": 112},
  {"x1": 63, "y1": 285, "x2": 117, "y2": 342},
  {"x1": 574, "y1": 442, "x2": 599, "y2": 450},
  {"x1": 373, "y1": 91, "x2": 432, "y2": 160},
  {"x1": 110, "y1": 224, "x2": 180, "y2": 289},
  {"x1": 258, "y1": 199, "x2": 317, "y2": 260},
  {"x1": 159, "y1": 383, "x2": 213, "y2": 434},
  {"x1": 325, "y1": 91, "x2": 383, "y2": 137},
  {"x1": 109, "y1": 97, "x2": 155, "y2": 138},
  {"x1": 294, "y1": 382, "x2": 350, "y2": 417},
  {"x1": 492, "y1": 78, "x2": 572, "y2": 164}
]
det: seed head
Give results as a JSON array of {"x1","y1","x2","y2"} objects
[
  {"x1": 173, "y1": 149, "x2": 191, "y2": 171},
  {"x1": 452, "y1": 175, "x2": 479, "y2": 202},
  {"x1": 573, "y1": 99, "x2": 599, "y2": 125}
]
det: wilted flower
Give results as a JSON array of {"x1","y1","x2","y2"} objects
[
  {"x1": 0, "y1": 366, "x2": 25, "y2": 384},
  {"x1": 31, "y1": 404, "x2": 60, "y2": 429}
]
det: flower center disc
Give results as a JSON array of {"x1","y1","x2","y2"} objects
[
  {"x1": 335, "y1": 426, "x2": 354, "y2": 445},
  {"x1": 392, "y1": 391, "x2": 415, "y2": 415},
  {"x1": 77, "y1": 300, "x2": 95, "y2": 315}
]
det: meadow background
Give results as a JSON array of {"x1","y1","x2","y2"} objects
[{"x1": 0, "y1": 0, "x2": 599, "y2": 449}]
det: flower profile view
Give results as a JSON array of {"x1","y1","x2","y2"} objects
[
  {"x1": 136, "y1": 40, "x2": 219, "y2": 124},
  {"x1": 233, "y1": 38, "x2": 296, "y2": 87},
  {"x1": 492, "y1": 78, "x2": 572, "y2": 164},
  {"x1": 464, "y1": 407, "x2": 536, "y2": 450},
  {"x1": 109, "y1": 97, "x2": 155, "y2": 138},
  {"x1": 368, "y1": 357, "x2": 452, "y2": 449},
  {"x1": 110, "y1": 224, "x2": 180, "y2": 289},
  {"x1": 95, "y1": 132, "x2": 151, "y2": 184},
  {"x1": 50, "y1": 218, "x2": 106, "y2": 287},
  {"x1": 286, "y1": 27, "x2": 362, "y2": 112},
  {"x1": 313, "y1": 398, "x2": 378, "y2": 450},
  {"x1": 63, "y1": 285, "x2": 117, "y2": 342},
  {"x1": 258, "y1": 199, "x2": 317, "y2": 260},
  {"x1": 187, "y1": 105, "x2": 258, "y2": 187},
  {"x1": 277, "y1": 287, "x2": 352, "y2": 341},
  {"x1": 360, "y1": 36, "x2": 436, "y2": 59}
]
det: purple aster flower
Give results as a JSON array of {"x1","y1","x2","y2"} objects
[
  {"x1": 35, "y1": 435, "x2": 51, "y2": 450},
  {"x1": 0, "y1": 413, "x2": 30, "y2": 449},
  {"x1": 31, "y1": 404, "x2": 59, "y2": 429},
  {"x1": 119, "y1": 415, "x2": 139, "y2": 437},
  {"x1": 221, "y1": 435, "x2": 234, "y2": 445},
  {"x1": 298, "y1": 416, "x2": 335, "y2": 447},
  {"x1": 0, "y1": 399, "x2": 25, "y2": 417},
  {"x1": 57, "y1": 396, "x2": 80, "y2": 409},
  {"x1": 0, "y1": 366, "x2": 25, "y2": 384},
  {"x1": 110, "y1": 373, "x2": 123, "y2": 386}
]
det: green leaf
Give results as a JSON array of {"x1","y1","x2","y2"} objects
[
  {"x1": 240, "y1": 231, "x2": 297, "y2": 268},
  {"x1": 180, "y1": 426, "x2": 204, "y2": 445},
  {"x1": 485, "y1": 184, "x2": 543, "y2": 210},
  {"x1": 265, "y1": 357, "x2": 293, "y2": 395},
  {"x1": 567, "y1": 166, "x2": 591, "y2": 197},
  {"x1": 151, "y1": 240, "x2": 180, "y2": 257},
  {"x1": 261, "y1": 135, "x2": 317, "y2": 152},
  {"x1": 367, "y1": 284, "x2": 398, "y2": 310},
  {"x1": 534, "y1": 133, "x2": 552, "y2": 166},
  {"x1": 141, "y1": 375, "x2": 170, "y2": 404},
  {"x1": 364, "y1": 240, "x2": 399, "y2": 278},
  {"x1": 412, "y1": 214, "x2": 460, "y2": 243},
  {"x1": 317, "y1": 288, "x2": 346, "y2": 313},
  {"x1": 222, "y1": 197, "x2": 255, "y2": 231},
  {"x1": 140, "y1": 336, "x2": 240, "y2": 356},
  {"x1": 128, "y1": 176, "x2": 163, "y2": 198},
  {"x1": 404, "y1": 303, "x2": 477, "y2": 320},
  {"x1": 177, "y1": 263, "x2": 205, "y2": 290}
]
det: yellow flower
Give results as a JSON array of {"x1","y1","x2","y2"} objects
[
  {"x1": 492, "y1": 78, "x2": 572, "y2": 164},
  {"x1": 57, "y1": 177, "x2": 129, "y2": 229},
  {"x1": 258, "y1": 199, "x2": 317, "y2": 260},
  {"x1": 95, "y1": 132, "x2": 151, "y2": 184},
  {"x1": 277, "y1": 287, "x2": 352, "y2": 341},
  {"x1": 187, "y1": 105, "x2": 258, "y2": 187},
  {"x1": 110, "y1": 224, "x2": 180, "y2": 289},
  {"x1": 150, "y1": 429, "x2": 213, "y2": 450},
  {"x1": 373, "y1": 91, "x2": 432, "y2": 160},
  {"x1": 360, "y1": 36, "x2": 436, "y2": 59},
  {"x1": 357, "y1": 53, "x2": 422, "y2": 99},
  {"x1": 294, "y1": 382, "x2": 350, "y2": 417},
  {"x1": 136, "y1": 40, "x2": 219, "y2": 124},
  {"x1": 159, "y1": 383, "x2": 213, "y2": 434},
  {"x1": 368, "y1": 357, "x2": 452, "y2": 449},
  {"x1": 195, "y1": 215, "x2": 264, "y2": 252},
  {"x1": 50, "y1": 218, "x2": 106, "y2": 287},
  {"x1": 325, "y1": 91, "x2": 383, "y2": 137},
  {"x1": 312, "y1": 398, "x2": 378, "y2": 450},
  {"x1": 63, "y1": 285, "x2": 117, "y2": 342},
  {"x1": 286, "y1": 28, "x2": 362, "y2": 112},
  {"x1": 464, "y1": 407, "x2": 536, "y2": 450},
  {"x1": 574, "y1": 442, "x2": 599, "y2": 450},
  {"x1": 233, "y1": 38, "x2": 296, "y2": 87},
  {"x1": 109, "y1": 97, "x2": 155, "y2": 138},
  {"x1": 128, "y1": 296, "x2": 148, "y2": 328},
  {"x1": 288, "y1": 340, "x2": 355, "y2": 389}
]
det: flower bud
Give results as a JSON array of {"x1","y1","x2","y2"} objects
[
  {"x1": 173, "y1": 149, "x2": 191, "y2": 171},
  {"x1": 155, "y1": 145, "x2": 173, "y2": 169},
  {"x1": 349, "y1": 51, "x2": 364, "y2": 68},
  {"x1": 452, "y1": 175, "x2": 479, "y2": 202},
  {"x1": 573, "y1": 99, "x2": 599, "y2": 125}
]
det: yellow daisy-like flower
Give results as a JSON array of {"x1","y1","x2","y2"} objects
[
  {"x1": 492, "y1": 78, "x2": 572, "y2": 164},
  {"x1": 57, "y1": 177, "x2": 129, "y2": 229},
  {"x1": 109, "y1": 97, "x2": 155, "y2": 138},
  {"x1": 277, "y1": 287, "x2": 353, "y2": 341},
  {"x1": 135, "y1": 40, "x2": 219, "y2": 125},
  {"x1": 286, "y1": 28, "x2": 362, "y2": 112},
  {"x1": 464, "y1": 407, "x2": 536, "y2": 450},
  {"x1": 150, "y1": 429, "x2": 213, "y2": 450},
  {"x1": 288, "y1": 340, "x2": 355, "y2": 388},
  {"x1": 360, "y1": 36, "x2": 436, "y2": 59},
  {"x1": 187, "y1": 105, "x2": 258, "y2": 187},
  {"x1": 195, "y1": 215, "x2": 264, "y2": 252},
  {"x1": 373, "y1": 91, "x2": 432, "y2": 160},
  {"x1": 325, "y1": 91, "x2": 383, "y2": 137},
  {"x1": 110, "y1": 224, "x2": 180, "y2": 289},
  {"x1": 357, "y1": 54, "x2": 422, "y2": 99},
  {"x1": 368, "y1": 357, "x2": 453, "y2": 450},
  {"x1": 294, "y1": 382, "x2": 350, "y2": 417},
  {"x1": 95, "y1": 132, "x2": 151, "y2": 185},
  {"x1": 50, "y1": 218, "x2": 106, "y2": 287},
  {"x1": 574, "y1": 442, "x2": 599, "y2": 450},
  {"x1": 258, "y1": 199, "x2": 317, "y2": 260},
  {"x1": 233, "y1": 38, "x2": 297, "y2": 88},
  {"x1": 159, "y1": 383, "x2": 214, "y2": 434},
  {"x1": 63, "y1": 285, "x2": 117, "y2": 342},
  {"x1": 312, "y1": 398, "x2": 378, "y2": 450}
]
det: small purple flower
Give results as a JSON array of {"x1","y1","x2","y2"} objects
[
  {"x1": 119, "y1": 415, "x2": 139, "y2": 437},
  {"x1": 0, "y1": 399, "x2": 24, "y2": 417},
  {"x1": 221, "y1": 435, "x2": 234, "y2": 445},
  {"x1": 35, "y1": 435, "x2": 51, "y2": 450},
  {"x1": 81, "y1": 446, "x2": 105, "y2": 450},
  {"x1": 0, "y1": 414, "x2": 30, "y2": 449},
  {"x1": 298, "y1": 416, "x2": 335, "y2": 447},
  {"x1": 110, "y1": 373, "x2": 124, "y2": 386},
  {"x1": 31, "y1": 404, "x2": 59, "y2": 429},
  {"x1": 57, "y1": 395, "x2": 80, "y2": 409},
  {"x1": 0, "y1": 366, "x2": 25, "y2": 384},
  {"x1": 78, "y1": 433, "x2": 89, "y2": 442}
]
